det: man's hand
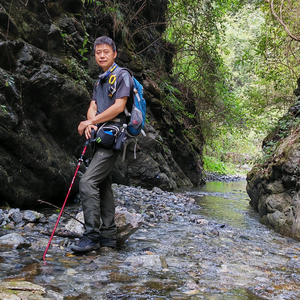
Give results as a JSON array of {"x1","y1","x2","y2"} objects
[
  {"x1": 78, "y1": 120, "x2": 97, "y2": 139},
  {"x1": 78, "y1": 120, "x2": 91, "y2": 136},
  {"x1": 85, "y1": 124, "x2": 98, "y2": 140},
  {"x1": 78, "y1": 96, "x2": 127, "y2": 139}
]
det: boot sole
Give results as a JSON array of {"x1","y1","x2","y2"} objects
[{"x1": 71, "y1": 244, "x2": 100, "y2": 253}]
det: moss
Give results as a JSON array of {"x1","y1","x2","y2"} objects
[
  {"x1": 129, "y1": 56, "x2": 143, "y2": 72},
  {"x1": 61, "y1": 58, "x2": 90, "y2": 83}
]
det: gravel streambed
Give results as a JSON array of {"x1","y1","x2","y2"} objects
[{"x1": 1, "y1": 181, "x2": 300, "y2": 299}]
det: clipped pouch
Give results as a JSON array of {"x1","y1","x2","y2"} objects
[
  {"x1": 113, "y1": 130, "x2": 127, "y2": 152},
  {"x1": 92, "y1": 123, "x2": 119, "y2": 149}
]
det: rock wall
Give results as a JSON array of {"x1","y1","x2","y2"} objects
[
  {"x1": 246, "y1": 78, "x2": 300, "y2": 240},
  {"x1": 0, "y1": 0, "x2": 205, "y2": 208}
]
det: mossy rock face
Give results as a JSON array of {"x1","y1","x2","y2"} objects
[
  {"x1": 247, "y1": 95, "x2": 300, "y2": 240},
  {"x1": 117, "y1": 48, "x2": 132, "y2": 63},
  {"x1": 128, "y1": 56, "x2": 144, "y2": 72},
  {"x1": 0, "y1": 0, "x2": 205, "y2": 207}
]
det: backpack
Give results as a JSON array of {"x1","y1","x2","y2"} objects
[
  {"x1": 109, "y1": 67, "x2": 147, "y2": 160},
  {"x1": 125, "y1": 76, "x2": 147, "y2": 137}
]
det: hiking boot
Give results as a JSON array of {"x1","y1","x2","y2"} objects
[
  {"x1": 71, "y1": 236, "x2": 100, "y2": 253},
  {"x1": 99, "y1": 237, "x2": 116, "y2": 249}
]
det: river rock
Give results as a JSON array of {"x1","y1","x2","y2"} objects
[
  {"x1": 0, "y1": 233, "x2": 30, "y2": 249},
  {"x1": 125, "y1": 254, "x2": 168, "y2": 268},
  {"x1": 30, "y1": 238, "x2": 53, "y2": 251},
  {"x1": 45, "y1": 290, "x2": 64, "y2": 300},
  {"x1": 23, "y1": 210, "x2": 44, "y2": 222},
  {"x1": 0, "y1": 281, "x2": 49, "y2": 300},
  {"x1": 115, "y1": 206, "x2": 144, "y2": 244},
  {"x1": 11, "y1": 211, "x2": 23, "y2": 224},
  {"x1": 64, "y1": 212, "x2": 85, "y2": 235},
  {"x1": 65, "y1": 207, "x2": 144, "y2": 245},
  {"x1": 0, "y1": 209, "x2": 4, "y2": 225}
]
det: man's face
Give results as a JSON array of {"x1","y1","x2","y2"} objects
[{"x1": 95, "y1": 44, "x2": 117, "y2": 72}]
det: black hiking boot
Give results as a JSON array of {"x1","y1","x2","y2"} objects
[
  {"x1": 99, "y1": 237, "x2": 117, "y2": 249},
  {"x1": 71, "y1": 236, "x2": 100, "y2": 253}
]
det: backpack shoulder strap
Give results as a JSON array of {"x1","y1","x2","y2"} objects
[{"x1": 109, "y1": 67, "x2": 134, "y2": 115}]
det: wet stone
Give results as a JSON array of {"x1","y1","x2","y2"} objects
[
  {"x1": 108, "y1": 272, "x2": 133, "y2": 282},
  {"x1": 47, "y1": 214, "x2": 59, "y2": 223},
  {"x1": 23, "y1": 210, "x2": 42, "y2": 222},
  {"x1": 0, "y1": 233, "x2": 27, "y2": 248},
  {"x1": 11, "y1": 211, "x2": 23, "y2": 224},
  {"x1": 0, "y1": 209, "x2": 4, "y2": 224}
]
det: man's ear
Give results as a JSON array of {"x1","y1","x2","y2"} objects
[{"x1": 114, "y1": 51, "x2": 117, "y2": 59}]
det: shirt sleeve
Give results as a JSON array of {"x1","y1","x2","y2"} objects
[
  {"x1": 115, "y1": 70, "x2": 132, "y2": 100},
  {"x1": 91, "y1": 81, "x2": 98, "y2": 101}
]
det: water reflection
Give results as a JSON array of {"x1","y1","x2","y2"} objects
[
  {"x1": 201, "y1": 181, "x2": 247, "y2": 194},
  {"x1": 194, "y1": 181, "x2": 257, "y2": 228}
]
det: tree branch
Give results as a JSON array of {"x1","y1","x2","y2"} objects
[
  {"x1": 38, "y1": 199, "x2": 85, "y2": 226},
  {"x1": 270, "y1": 0, "x2": 300, "y2": 42}
]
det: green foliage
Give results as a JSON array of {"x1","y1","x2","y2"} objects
[
  {"x1": 182, "y1": 126, "x2": 202, "y2": 151},
  {"x1": 245, "y1": 4, "x2": 298, "y2": 110},
  {"x1": 203, "y1": 155, "x2": 227, "y2": 174},
  {"x1": 254, "y1": 98, "x2": 300, "y2": 165},
  {"x1": 60, "y1": 32, "x2": 67, "y2": 39},
  {"x1": 62, "y1": 58, "x2": 90, "y2": 84},
  {"x1": 159, "y1": 79, "x2": 195, "y2": 120},
  {"x1": 204, "y1": 126, "x2": 263, "y2": 170},
  {"x1": 85, "y1": 0, "x2": 101, "y2": 5},
  {"x1": 203, "y1": 155, "x2": 238, "y2": 175},
  {"x1": 0, "y1": 105, "x2": 7, "y2": 114},
  {"x1": 78, "y1": 32, "x2": 90, "y2": 61},
  {"x1": 166, "y1": 1, "x2": 300, "y2": 170},
  {"x1": 256, "y1": 139, "x2": 278, "y2": 165},
  {"x1": 85, "y1": 0, "x2": 118, "y2": 14},
  {"x1": 165, "y1": 1, "x2": 252, "y2": 145},
  {"x1": 160, "y1": 81, "x2": 183, "y2": 111}
]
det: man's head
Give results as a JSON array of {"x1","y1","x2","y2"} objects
[
  {"x1": 94, "y1": 36, "x2": 117, "y2": 72},
  {"x1": 94, "y1": 36, "x2": 116, "y2": 52}
]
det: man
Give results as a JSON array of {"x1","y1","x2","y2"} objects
[{"x1": 71, "y1": 36, "x2": 132, "y2": 253}]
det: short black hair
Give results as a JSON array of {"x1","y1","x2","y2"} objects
[{"x1": 94, "y1": 36, "x2": 116, "y2": 52}]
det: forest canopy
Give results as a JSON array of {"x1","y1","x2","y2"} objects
[{"x1": 165, "y1": 0, "x2": 300, "y2": 173}]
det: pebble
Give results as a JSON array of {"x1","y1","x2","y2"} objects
[
  {"x1": 0, "y1": 184, "x2": 203, "y2": 251},
  {"x1": 113, "y1": 184, "x2": 201, "y2": 224}
]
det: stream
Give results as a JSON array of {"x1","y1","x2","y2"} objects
[{"x1": 2, "y1": 180, "x2": 300, "y2": 299}]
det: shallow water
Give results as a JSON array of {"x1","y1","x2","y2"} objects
[
  {"x1": 191, "y1": 181, "x2": 258, "y2": 228},
  {"x1": 2, "y1": 181, "x2": 300, "y2": 299}
]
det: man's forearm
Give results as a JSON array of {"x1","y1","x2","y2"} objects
[
  {"x1": 87, "y1": 102, "x2": 97, "y2": 120},
  {"x1": 89, "y1": 97, "x2": 127, "y2": 125}
]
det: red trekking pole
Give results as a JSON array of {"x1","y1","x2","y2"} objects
[{"x1": 42, "y1": 136, "x2": 91, "y2": 262}]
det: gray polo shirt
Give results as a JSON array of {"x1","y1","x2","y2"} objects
[{"x1": 92, "y1": 68, "x2": 133, "y2": 117}]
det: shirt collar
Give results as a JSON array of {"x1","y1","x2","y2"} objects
[{"x1": 98, "y1": 63, "x2": 118, "y2": 81}]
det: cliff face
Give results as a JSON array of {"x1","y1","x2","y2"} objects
[
  {"x1": 246, "y1": 78, "x2": 300, "y2": 240},
  {"x1": 0, "y1": 0, "x2": 205, "y2": 208}
]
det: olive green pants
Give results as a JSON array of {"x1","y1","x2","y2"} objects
[{"x1": 79, "y1": 147, "x2": 119, "y2": 241}]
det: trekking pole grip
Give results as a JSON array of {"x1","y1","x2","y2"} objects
[{"x1": 84, "y1": 128, "x2": 95, "y2": 147}]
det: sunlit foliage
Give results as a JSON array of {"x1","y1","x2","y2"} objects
[{"x1": 165, "y1": 0, "x2": 300, "y2": 173}]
